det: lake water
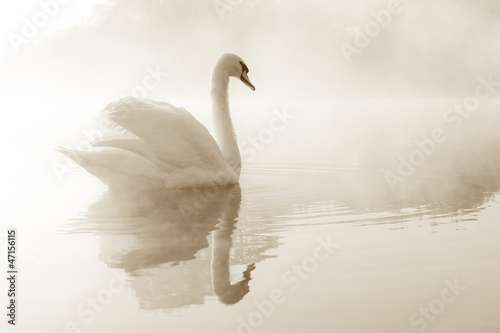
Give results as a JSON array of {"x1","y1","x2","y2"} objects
[{"x1": 2, "y1": 98, "x2": 500, "y2": 333}]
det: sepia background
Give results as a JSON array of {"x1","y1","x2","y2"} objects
[{"x1": 1, "y1": 1, "x2": 500, "y2": 332}]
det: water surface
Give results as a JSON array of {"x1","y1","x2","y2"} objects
[{"x1": 3, "y1": 99, "x2": 500, "y2": 333}]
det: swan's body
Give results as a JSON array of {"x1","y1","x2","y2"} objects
[{"x1": 58, "y1": 54, "x2": 255, "y2": 189}]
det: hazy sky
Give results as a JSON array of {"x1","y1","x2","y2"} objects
[
  {"x1": 0, "y1": 1, "x2": 106, "y2": 56},
  {"x1": 2, "y1": 0, "x2": 500, "y2": 101}
]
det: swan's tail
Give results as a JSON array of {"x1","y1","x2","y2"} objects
[{"x1": 55, "y1": 147, "x2": 89, "y2": 165}]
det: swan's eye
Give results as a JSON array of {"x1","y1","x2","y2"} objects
[{"x1": 239, "y1": 61, "x2": 249, "y2": 74}]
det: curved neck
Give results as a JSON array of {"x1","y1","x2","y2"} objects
[{"x1": 210, "y1": 67, "x2": 241, "y2": 176}]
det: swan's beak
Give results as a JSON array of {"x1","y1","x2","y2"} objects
[{"x1": 240, "y1": 72, "x2": 255, "y2": 91}]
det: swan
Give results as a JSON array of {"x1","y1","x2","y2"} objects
[{"x1": 57, "y1": 53, "x2": 255, "y2": 189}]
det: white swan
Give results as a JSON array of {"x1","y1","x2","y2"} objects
[{"x1": 58, "y1": 53, "x2": 255, "y2": 189}]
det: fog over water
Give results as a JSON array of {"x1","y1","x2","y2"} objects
[
  {"x1": 2, "y1": 0, "x2": 500, "y2": 97},
  {"x1": 2, "y1": 0, "x2": 500, "y2": 182}
]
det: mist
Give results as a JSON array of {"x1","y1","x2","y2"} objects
[
  {"x1": 2, "y1": 0, "x2": 500, "y2": 97},
  {"x1": 2, "y1": 0, "x2": 500, "y2": 196}
]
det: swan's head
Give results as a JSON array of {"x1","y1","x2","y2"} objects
[{"x1": 216, "y1": 53, "x2": 255, "y2": 91}]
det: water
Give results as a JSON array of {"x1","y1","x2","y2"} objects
[{"x1": 3, "y1": 99, "x2": 500, "y2": 333}]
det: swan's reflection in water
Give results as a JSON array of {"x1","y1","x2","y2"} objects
[
  {"x1": 81, "y1": 184, "x2": 260, "y2": 309},
  {"x1": 210, "y1": 188, "x2": 256, "y2": 304},
  {"x1": 71, "y1": 155, "x2": 500, "y2": 310}
]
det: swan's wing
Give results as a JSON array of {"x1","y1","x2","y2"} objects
[
  {"x1": 92, "y1": 135, "x2": 175, "y2": 170},
  {"x1": 97, "y1": 97, "x2": 226, "y2": 171},
  {"x1": 56, "y1": 146, "x2": 169, "y2": 189}
]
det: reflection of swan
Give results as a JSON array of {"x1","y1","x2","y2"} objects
[
  {"x1": 211, "y1": 185, "x2": 255, "y2": 304},
  {"x1": 75, "y1": 184, "x2": 255, "y2": 309},
  {"x1": 58, "y1": 53, "x2": 255, "y2": 189}
]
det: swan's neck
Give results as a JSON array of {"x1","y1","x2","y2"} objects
[{"x1": 211, "y1": 70, "x2": 241, "y2": 176}]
